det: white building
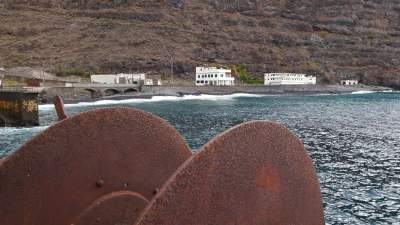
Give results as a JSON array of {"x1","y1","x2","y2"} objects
[
  {"x1": 264, "y1": 73, "x2": 316, "y2": 85},
  {"x1": 195, "y1": 67, "x2": 235, "y2": 86},
  {"x1": 144, "y1": 79, "x2": 162, "y2": 86},
  {"x1": 144, "y1": 75, "x2": 162, "y2": 86},
  {"x1": 91, "y1": 73, "x2": 146, "y2": 85},
  {"x1": 341, "y1": 80, "x2": 359, "y2": 85}
]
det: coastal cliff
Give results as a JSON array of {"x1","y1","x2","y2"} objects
[{"x1": 0, "y1": 0, "x2": 399, "y2": 88}]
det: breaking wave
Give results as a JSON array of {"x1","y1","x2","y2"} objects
[
  {"x1": 39, "y1": 93, "x2": 265, "y2": 109},
  {"x1": 351, "y1": 91, "x2": 377, "y2": 95}
]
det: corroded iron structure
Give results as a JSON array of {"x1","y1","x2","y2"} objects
[
  {"x1": 135, "y1": 121, "x2": 324, "y2": 225},
  {"x1": 0, "y1": 99, "x2": 325, "y2": 225},
  {"x1": 0, "y1": 90, "x2": 39, "y2": 126},
  {"x1": 0, "y1": 107, "x2": 191, "y2": 225},
  {"x1": 53, "y1": 95, "x2": 68, "y2": 120}
]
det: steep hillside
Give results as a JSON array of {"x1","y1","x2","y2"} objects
[{"x1": 1, "y1": 0, "x2": 399, "y2": 87}]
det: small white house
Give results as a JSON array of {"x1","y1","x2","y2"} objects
[
  {"x1": 341, "y1": 80, "x2": 359, "y2": 85},
  {"x1": 90, "y1": 75, "x2": 115, "y2": 84},
  {"x1": 195, "y1": 67, "x2": 235, "y2": 86},
  {"x1": 264, "y1": 73, "x2": 316, "y2": 86},
  {"x1": 144, "y1": 79, "x2": 154, "y2": 86},
  {"x1": 144, "y1": 75, "x2": 162, "y2": 86},
  {"x1": 144, "y1": 79, "x2": 162, "y2": 86}
]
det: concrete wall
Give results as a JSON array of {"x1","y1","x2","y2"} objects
[
  {"x1": 42, "y1": 87, "x2": 101, "y2": 103},
  {"x1": 0, "y1": 91, "x2": 39, "y2": 126},
  {"x1": 41, "y1": 85, "x2": 140, "y2": 103},
  {"x1": 141, "y1": 84, "x2": 390, "y2": 96}
]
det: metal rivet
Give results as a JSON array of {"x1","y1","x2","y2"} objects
[
  {"x1": 153, "y1": 188, "x2": 159, "y2": 195},
  {"x1": 96, "y1": 179, "x2": 104, "y2": 188}
]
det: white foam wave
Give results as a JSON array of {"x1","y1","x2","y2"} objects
[
  {"x1": 351, "y1": 91, "x2": 376, "y2": 95},
  {"x1": 39, "y1": 104, "x2": 55, "y2": 110},
  {"x1": 39, "y1": 93, "x2": 265, "y2": 109},
  {"x1": 0, "y1": 125, "x2": 49, "y2": 133}
]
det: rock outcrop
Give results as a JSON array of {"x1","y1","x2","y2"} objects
[{"x1": 1, "y1": 0, "x2": 399, "y2": 87}]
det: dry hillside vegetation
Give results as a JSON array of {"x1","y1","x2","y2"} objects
[{"x1": 0, "y1": 0, "x2": 399, "y2": 87}]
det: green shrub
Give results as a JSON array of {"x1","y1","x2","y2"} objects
[
  {"x1": 259, "y1": 19, "x2": 275, "y2": 28},
  {"x1": 231, "y1": 64, "x2": 260, "y2": 84}
]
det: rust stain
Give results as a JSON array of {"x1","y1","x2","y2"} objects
[
  {"x1": 0, "y1": 108, "x2": 192, "y2": 225},
  {"x1": 256, "y1": 165, "x2": 281, "y2": 193},
  {"x1": 22, "y1": 100, "x2": 38, "y2": 112},
  {"x1": 0, "y1": 112, "x2": 324, "y2": 225},
  {"x1": 135, "y1": 121, "x2": 325, "y2": 225},
  {"x1": 0, "y1": 100, "x2": 21, "y2": 112},
  {"x1": 53, "y1": 96, "x2": 67, "y2": 120}
]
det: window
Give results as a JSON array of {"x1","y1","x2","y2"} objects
[
  {"x1": 197, "y1": 81, "x2": 200, "y2": 83},
  {"x1": 198, "y1": 75, "x2": 200, "y2": 78},
  {"x1": 201, "y1": 81, "x2": 204, "y2": 83},
  {"x1": 220, "y1": 74, "x2": 223, "y2": 77}
]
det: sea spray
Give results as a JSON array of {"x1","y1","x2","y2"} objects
[{"x1": 39, "y1": 93, "x2": 266, "y2": 110}]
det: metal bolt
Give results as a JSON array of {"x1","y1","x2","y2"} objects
[
  {"x1": 153, "y1": 188, "x2": 159, "y2": 195},
  {"x1": 96, "y1": 179, "x2": 104, "y2": 188}
]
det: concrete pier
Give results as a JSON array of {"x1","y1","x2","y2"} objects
[{"x1": 0, "y1": 89, "x2": 40, "y2": 127}]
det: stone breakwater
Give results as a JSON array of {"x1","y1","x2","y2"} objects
[
  {"x1": 141, "y1": 85, "x2": 392, "y2": 96},
  {"x1": 40, "y1": 84, "x2": 391, "y2": 103}
]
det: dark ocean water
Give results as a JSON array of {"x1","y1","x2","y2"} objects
[{"x1": 0, "y1": 91, "x2": 399, "y2": 224}]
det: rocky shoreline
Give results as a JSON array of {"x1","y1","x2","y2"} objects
[{"x1": 50, "y1": 84, "x2": 392, "y2": 104}]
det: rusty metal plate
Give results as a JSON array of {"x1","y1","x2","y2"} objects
[
  {"x1": 136, "y1": 121, "x2": 324, "y2": 225},
  {"x1": 53, "y1": 95, "x2": 68, "y2": 120},
  {"x1": 0, "y1": 108, "x2": 192, "y2": 225},
  {"x1": 71, "y1": 191, "x2": 148, "y2": 225}
]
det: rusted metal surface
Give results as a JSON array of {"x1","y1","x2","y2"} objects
[
  {"x1": 53, "y1": 95, "x2": 67, "y2": 120},
  {"x1": 0, "y1": 91, "x2": 39, "y2": 126},
  {"x1": 0, "y1": 108, "x2": 191, "y2": 225},
  {"x1": 135, "y1": 121, "x2": 324, "y2": 225},
  {"x1": 70, "y1": 191, "x2": 148, "y2": 225}
]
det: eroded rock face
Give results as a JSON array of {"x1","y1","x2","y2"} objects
[{"x1": 1, "y1": 0, "x2": 400, "y2": 87}]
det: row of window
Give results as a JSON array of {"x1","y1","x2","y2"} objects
[
  {"x1": 266, "y1": 74, "x2": 306, "y2": 77},
  {"x1": 197, "y1": 80, "x2": 210, "y2": 84},
  {"x1": 197, "y1": 81, "x2": 232, "y2": 84},
  {"x1": 197, "y1": 74, "x2": 224, "y2": 79},
  {"x1": 266, "y1": 78, "x2": 307, "y2": 81}
]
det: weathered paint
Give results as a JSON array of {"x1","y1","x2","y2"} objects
[
  {"x1": 136, "y1": 121, "x2": 325, "y2": 225},
  {"x1": 0, "y1": 107, "x2": 325, "y2": 225},
  {"x1": 70, "y1": 191, "x2": 149, "y2": 225},
  {"x1": 53, "y1": 95, "x2": 67, "y2": 120},
  {"x1": 0, "y1": 91, "x2": 39, "y2": 126}
]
